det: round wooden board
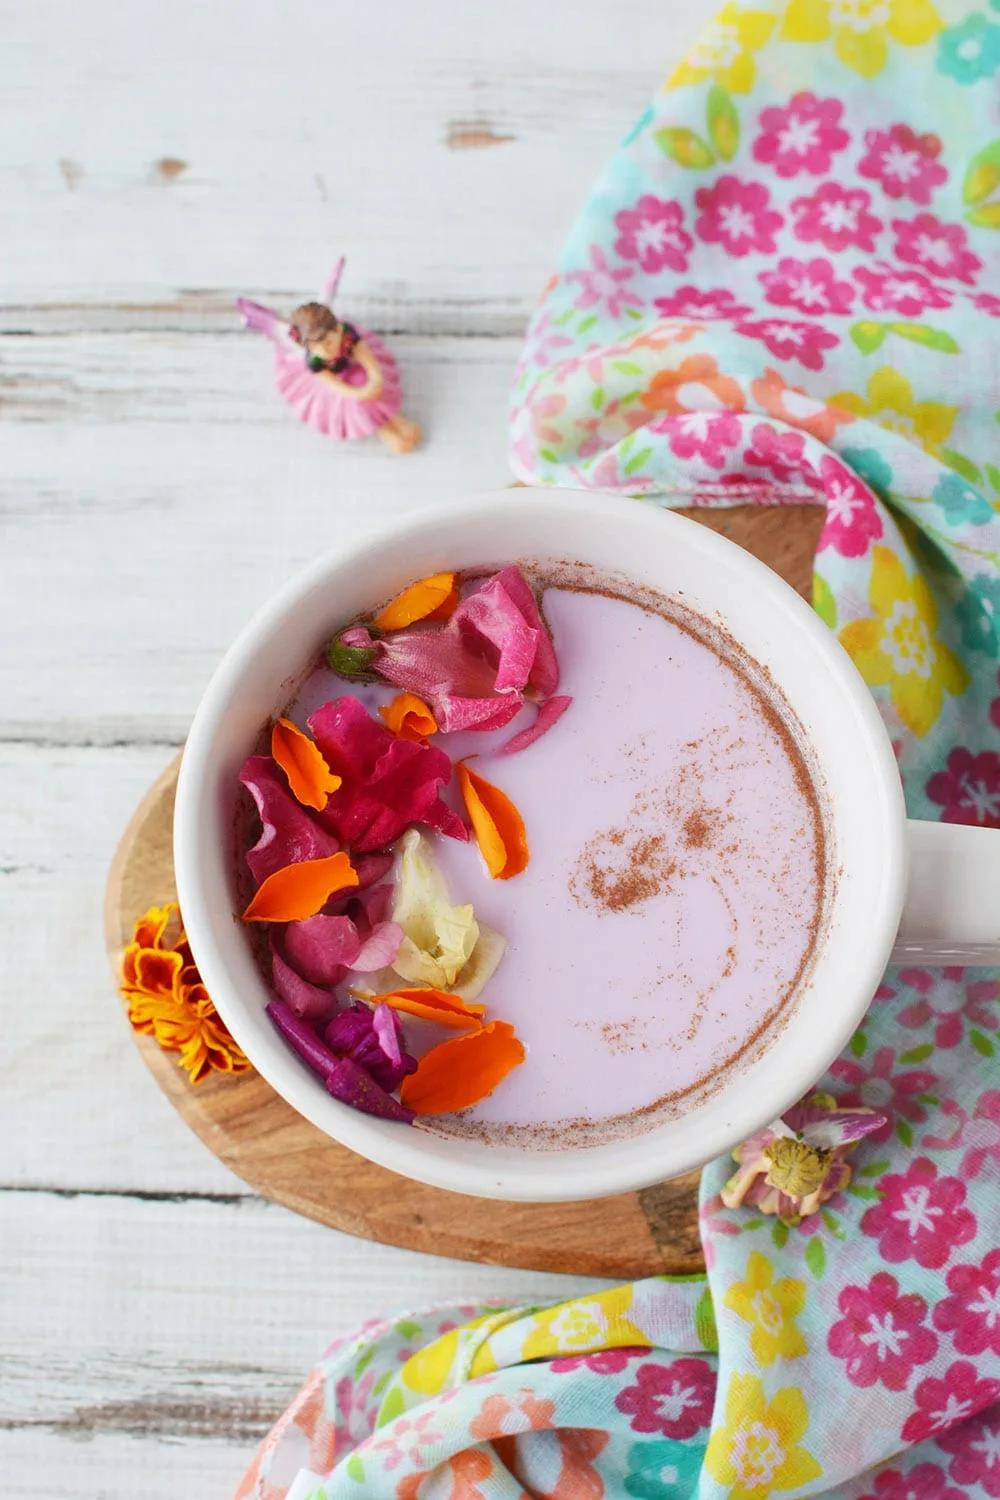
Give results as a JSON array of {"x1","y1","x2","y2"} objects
[{"x1": 104, "y1": 502, "x2": 824, "y2": 1278}]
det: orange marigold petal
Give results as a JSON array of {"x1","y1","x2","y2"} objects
[
  {"x1": 362, "y1": 985, "x2": 486, "y2": 1030},
  {"x1": 243, "y1": 851, "x2": 359, "y2": 923},
  {"x1": 423, "y1": 585, "x2": 460, "y2": 622},
  {"x1": 456, "y1": 764, "x2": 529, "y2": 880},
  {"x1": 400, "y1": 1020, "x2": 525, "y2": 1114},
  {"x1": 378, "y1": 692, "x2": 439, "y2": 743},
  {"x1": 373, "y1": 572, "x2": 457, "y2": 631},
  {"x1": 271, "y1": 717, "x2": 342, "y2": 811}
]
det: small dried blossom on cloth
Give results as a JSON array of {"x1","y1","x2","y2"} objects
[
  {"x1": 119, "y1": 904, "x2": 251, "y2": 1084},
  {"x1": 721, "y1": 1092, "x2": 886, "y2": 1224},
  {"x1": 329, "y1": 566, "x2": 568, "y2": 736}
]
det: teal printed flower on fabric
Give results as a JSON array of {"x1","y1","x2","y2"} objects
[
  {"x1": 936, "y1": 13, "x2": 1000, "y2": 82},
  {"x1": 933, "y1": 470, "x2": 995, "y2": 524},
  {"x1": 625, "y1": 1439, "x2": 705, "y2": 1498},
  {"x1": 955, "y1": 573, "x2": 1000, "y2": 652},
  {"x1": 841, "y1": 446, "x2": 894, "y2": 501}
]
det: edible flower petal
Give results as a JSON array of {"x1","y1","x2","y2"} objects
[
  {"x1": 326, "y1": 1056, "x2": 415, "y2": 1123},
  {"x1": 243, "y1": 851, "x2": 359, "y2": 923},
  {"x1": 283, "y1": 914, "x2": 360, "y2": 985},
  {"x1": 373, "y1": 572, "x2": 458, "y2": 631},
  {"x1": 378, "y1": 692, "x2": 439, "y2": 743},
  {"x1": 271, "y1": 717, "x2": 342, "y2": 811},
  {"x1": 456, "y1": 763, "x2": 529, "y2": 880},
  {"x1": 363, "y1": 986, "x2": 485, "y2": 1031},
  {"x1": 499, "y1": 695, "x2": 573, "y2": 756},
  {"x1": 270, "y1": 939, "x2": 340, "y2": 1020},
  {"x1": 391, "y1": 829, "x2": 479, "y2": 988},
  {"x1": 239, "y1": 755, "x2": 340, "y2": 884},
  {"x1": 331, "y1": 568, "x2": 559, "y2": 734},
  {"x1": 400, "y1": 1020, "x2": 525, "y2": 1114},
  {"x1": 721, "y1": 1092, "x2": 886, "y2": 1225},
  {"x1": 325, "y1": 1001, "x2": 416, "y2": 1092},
  {"x1": 308, "y1": 696, "x2": 467, "y2": 851},
  {"x1": 121, "y1": 904, "x2": 251, "y2": 1084}
]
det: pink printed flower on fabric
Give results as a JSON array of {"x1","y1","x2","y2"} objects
[
  {"x1": 830, "y1": 1045, "x2": 938, "y2": 1141},
  {"x1": 615, "y1": 1358, "x2": 715, "y2": 1439},
  {"x1": 652, "y1": 286, "x2": 752, "y2": 321},
  {"x1": 827, "y1": 1271, "x2": 937, "y2": 1390},
  {"x1": 791, "y1": 182, "x2": 882, "y2": 253},
  {"x1": 936, "y1": 1250, "x2": 1000, "y2": 1359},
  {"x1": 923, "y1": 1092, "x2": 1000, "y2": 1182},
  {"x1": 760, "y1": 256, "x2": 855, "y2": 316},
  {"x1": 566, "y1": 244, "x2": 643, "y2": 318},
  {"x1": 854, "y1": 263, "x2": 954, "y2": 317},
  {"x1": 858, "y1": 124, "x2": 948, "y2": 206},
  {"x1": 694, "y1": 176, "x2": 784, "y2": 257},
  {"x1": 927, "y1": 749, "x2": 1000, "y2": 827},
  {"x1": 897, "y1": 966, "x2": 1000, "y2": 1049},
  {"x1": 974, "y1": 293, "x2": 1000, "y2": 318},
  {"x1": 335, "y1": 568, "x2": 560, "y2": 734},
  {"x1": 753, "y1": 91, "x2": 850, "y2": 178},
  {"x1": 551, "y1": 1347, "x2": 646, "y2": 1375},
  {"x1": 652, "y1": 411, "x2": 743, "y2": 469},
  {"x1": 521, "y1": 310, "x2": 574, "y2": 370},
  {"x1": 735, "y1": 317, "x2": 841, "y2": 372},
  {"x1": 902, "y1": 1362, "x2": 1000, "y2": 1444},
  {"x1": 306, "y1": 697, "x2": 467, "y2": 850},
  {"x1": 817, "y1": 456, "x2": 884, "y2": 559},
  {"x1": 857, "y1": 1462, "x2": 965, "y2": 1500},
  {"x1": 939, "y1": 1405, "x2": 1000, "y2": 1497},
  {"x1": 892, "y1": 214, "x2": 982, "y2": 286},
  {"x1": 743, "y1": 424, "x2": 821, "y2": 488},
  {"x1": 614, "y1": 195, "x2": 693, "y2": 274},
  {"x1": 861, "y1": 1157, "x2": 976, "y2": 1270}
]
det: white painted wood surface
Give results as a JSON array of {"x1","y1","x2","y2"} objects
[{"x1": 0, "y1": 2, "x2": 703, "y2": 1494}]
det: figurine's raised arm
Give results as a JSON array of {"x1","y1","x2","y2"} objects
[{"x1": 236, "y1": 298, "x2": 292, "y2": 344}]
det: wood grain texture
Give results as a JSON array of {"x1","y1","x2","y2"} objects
[{"x1": 101, "y1": 503, "x2": 822, "y2": 1278}]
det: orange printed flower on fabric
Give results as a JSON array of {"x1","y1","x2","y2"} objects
[
  {"x1": 641, "y1": 353, "x2": 745, "y2": 417},
  {"x1": 378, "y1": 692, "x2": 439, "y2": 743},
  {"x1": 750, "y1": 367, "x2": 855, "y2": 444},
  {"x1": 120, "y1": 904, "x2": 251, "y2": 1085}
]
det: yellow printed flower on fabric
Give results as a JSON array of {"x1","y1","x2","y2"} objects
[
  {"x1": 830, "y1": 367, "x2": 956, "y2": 457},
  {"x1": 667, "y1": 4, "x2": 776, "y2": 93},
  {"x1": 521, "y1": 1286, "x2": 650, "y2": 1363},
  {"x1": 705, "y1": 1373, "x2": 822, "y2": 1499},
  {"x1": 724, "y1": 1253, "x2": 808, "y2": 1368},
  {"x1": 840, "y1": 546, "x2": 968, "y2": 737},
  {"x1": 781, "y1": 0, "x2": 942, "y2": 79}
]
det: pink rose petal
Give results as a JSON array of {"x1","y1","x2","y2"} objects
[
  {"x1": 270, "y1": 941, "x2": 340, "y2": 1021},
  {"x1": 372, "y1": 1003, "x2": 402, "y2": 1066},
  {"x1": 453, "y1": 571, "x2": 543, "y2": 695},
  {"x1": 284, "y1": 914, "x2": 361, "y2": 985},
  {"x1": 486, "y1": 566, "x2": 559, "y2": 697},
  {"x1": 499, "y1": 695, "x2": 573, "y2": 755},
  {"x1": 352, "y1": 920, "x2": 403, "y2": 972},
  {"x1": 239, "y1": 755, "x2": 340, "y2": 883}
]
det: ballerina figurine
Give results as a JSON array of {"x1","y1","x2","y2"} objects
[{"x1": 236, "y1": 259, "x2": 421, "y2": 453}]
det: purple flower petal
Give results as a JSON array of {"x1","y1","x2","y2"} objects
[
  {"x1": 499, "y1": 695, "x2": 573, "y2": 755},
  {"x1": 270, "y1": 940, "x2": 340, "y2": 1021},
  {"x1": 239, "y1": 755, "x2": 340, "y2": 883},
  {"x1": 325, "y1": 1001, "x2": 416, "y2": 1092},
  {"x1": 372, "y1": 1003, "x2": 402, "y2": 1066},
  {"x1": 325, "y1": 1056, "x2": 414, "y2": 1123},
  {"x1": 266, "y1": 1000, "x2": 341, "y2": 1081},
  {"x1": 802, "y1": 1111, "x2": 887, "y2": 1149},
  {"x1": 352, "y1": 920, "x2": 404, "y2": 972},
  {"x1": 283, "y1": 914, "x2": 360, "y2": 986}
]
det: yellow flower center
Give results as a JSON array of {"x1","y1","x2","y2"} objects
[
  {"x1": 764, "y1": 1138, "x2": 830, "y2": 1196},
  {"x1": 829, "y1": 0, "x2": 890, "y2": 31},
  {"x1": 730, "y1": 1420, "x2": 786, "y2": 1488},
  {"x1": 753, "y1": 1290, "x2": 785, "y2": 1338},
  {"x1": 883, "y1": 599, "x2": 933, "y2": 679},
  {"x1": 689, "y1": 21, "x2": 742, "y2": 68}
]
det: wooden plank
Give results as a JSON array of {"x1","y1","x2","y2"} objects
[
  {"x1": 0, "y1": 1192, "x2": 610, "y2": 1498},
  {"x1": 0, "y1": 0, "x2": 705, "y2": 326}
]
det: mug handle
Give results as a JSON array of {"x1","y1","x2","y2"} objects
[{"x1": 892, "y1": 820, "x2": 1000, "y2": 964}]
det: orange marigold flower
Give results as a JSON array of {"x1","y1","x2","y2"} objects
[
  {"x1": 641, "y1": 353, "x2": 745, "y2": 417},
  {"x1": 120, "y1": 904, "x2": 252, "y2": 1085}
]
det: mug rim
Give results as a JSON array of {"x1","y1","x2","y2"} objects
[{"x1": 174, "y1": 488, "x2": 905, "y2": 1201}]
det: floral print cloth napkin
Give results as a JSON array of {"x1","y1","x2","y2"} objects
[{"x1": 236, "y1": 2, "x2": 1000, "y2": 1494}]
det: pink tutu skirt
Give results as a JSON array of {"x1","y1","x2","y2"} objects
[{"x1": 273, "y1": 328, "x2": 403, "y2": 441}]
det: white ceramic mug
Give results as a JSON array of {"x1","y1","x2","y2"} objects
[{"x1": 174, "y1": 488, "x2": 1000, "y2": 1203}]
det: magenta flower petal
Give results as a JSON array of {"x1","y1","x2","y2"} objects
[
  {"x1": 352, "y1": 920, "x2": 403, "y2": 971},
  {"x1": 454, "y1": 572, "x2": 543, "y2": 695},
  {"x1": 325, "y1": 1001, "x2": 416, "y2": 1091},
  {"x1": 309, "y1": 696, "x2": 467, "y2": 850},
  {"x1": 499, "y1": 695, "x2": 573, "y2": 755},
  {"x1": 325, "y1": 1056, "x2": 414, "y2": 1123},
  {"x1": 802, "y1": 1110, "x2": 887, "y2": 1148},
  {"x1": 372, "y1": 1003, "x2": 402, "y2": 1066},
  {"x1": 284, "y1": 914, "x2": 361, "y2": 985},
  {"x1": 239, "y1": 755, "x2": 340, "y2": 883},
  {"x1": 352, "y1": 852, "x2": 395, "y2": 890},
  {"x1": 353, "y1": 882, "x2": 394, "y2": 926},
  {"x1": 477, "y1": 565, "x2": 559, "y2": 697},
  {"x1": 266, "y1": 1000, "x2": 341, "y2": 1080},
  {"x1": 270, "y1": 940, "x2": 340, "y2": 1021}
]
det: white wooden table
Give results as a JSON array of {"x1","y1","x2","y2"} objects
[{"x1": 0, "y1": 4, "x2": 704, "y2": 1493}]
